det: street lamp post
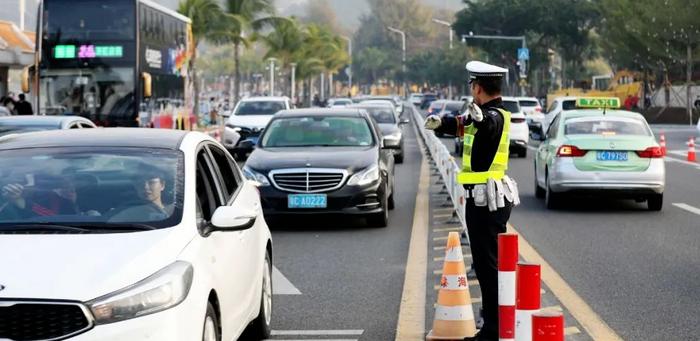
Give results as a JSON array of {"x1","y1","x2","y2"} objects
[
  {"x1": 290, "y1": 63, "x2": 297, "y2": 106},
  {"x1": 341, "y1": 36, "x2": 353, "y2": 93},
  {"x1": 387, "y1": 26, "x2": 407, "y2": 97},
  {"x1": 432, "y1": 18, "x2": 454, "y2": 99},
  {"x1": 268, "y1": 58, "x2": 277, "y2": 96}
]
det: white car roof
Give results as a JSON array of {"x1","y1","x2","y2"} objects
[
  {"x1": 517, "y1": 97, "x2": 540, "y2": 102},
  {"x1": 240, "y1": 96, "x2": 290, "y2": 102}
]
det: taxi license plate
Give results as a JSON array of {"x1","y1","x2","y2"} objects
[
  {"x1": 596, "y1": 151, "x2": 628, "y2": 161},
  {"x1": 288, "y1": 194, "x2": 327, "y2": 209}
]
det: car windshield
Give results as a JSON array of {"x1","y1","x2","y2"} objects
[
  {"x1": 0, "y1": 147, "x2": 183, "y2": 231},
  {"x1": 502, "y1": 101, "x2": 521, "y2": 113},
  {"x1": 235, "y1": 101, "x2": 286, "y2": 116},
  {"x1": 519, "y1": 100, "x2": 540, "y2": 107},
  {"x1": 365, "y1": 108, "x2": 396, "y2": 124},
  {"x1": 444, "y1": 103, "x2": 463, "y2": 112},
  {"x1": 262, "y1": 116, "x2": 374, "y2": 147},
  {"x1": 565, "y1": 117, "x2": 651, "y2": 136}
]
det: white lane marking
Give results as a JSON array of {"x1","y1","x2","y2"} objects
[
  {"x1": 673, "y1": 203, "x2": 700, "y2": 216},
  {"x1": 432, "y1": 227, "x2": 461, "y2": 233},
  {"x1": 272, "y1": 266, "x2": 302, "y2": 295},
  {"x1": 433, "y1": 236, "x2": 448, "y2": 241},
  {"x1": 267, "y1": 338, "x2": 359, "y2": 340},
  {"x1": 434, "y1": 254, "x2": 472, "y2": 262},
  {"x1": 565, "y1": 326, "x2": 582, "y2": 335},
  {"x1": 271, "y1": 330, "x2": 364, "y2": 336},
  {"x1": 542, "y1": 305, "x2": 564, "y2": 312}
]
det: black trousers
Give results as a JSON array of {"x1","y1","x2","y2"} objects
[{"x1": 464, "y1": 198, "x2": 512, "y2": 338}]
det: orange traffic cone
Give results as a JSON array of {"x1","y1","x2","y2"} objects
[
  {"x1": 659, "y1": 132, "x2": 667, "y2": 156},
  {"x1": 427, "y1": 232, "x2": 476, "y2": 340},
  {"x1": 688, "y1": 137, "x2": 696, "y2": 162}
]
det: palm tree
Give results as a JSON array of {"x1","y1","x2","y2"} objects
[
  {"x1": 222, "y1": 0, "x2": 287, "y2": 102},
  {"x1": 178, "y1": 0, "x2": 223, "y2": 120}
]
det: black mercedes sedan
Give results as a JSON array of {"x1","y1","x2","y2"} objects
[{"x1": 243, "y1": 109, "x2": 398, "y2": 227}]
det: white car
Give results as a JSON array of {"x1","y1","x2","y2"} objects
[
  {"x1": 543, "y1": 96, "x2": 578, "y2": 132},
  {"x1": 327, "y1": 98, "x2": 353, "y2": 108},
  {"x1": 502, "y1": 97, "x2": 530, "y2": 157},
  {"x1": 409, "y1": 93, "x2": 423, "y2": 106},
  {"x1": 517, "y1": 96, "x2": 544, "y2": 128},
  {"x1": 224, "y1": 96, "x2": 292, "y2": 159},
  {"x1": 0, "y1": 129, "x2": 273, "y2": 341}
]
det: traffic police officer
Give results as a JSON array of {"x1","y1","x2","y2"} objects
[{"x1": 426, "y1": 61, "x2": 519, "y2": 341}]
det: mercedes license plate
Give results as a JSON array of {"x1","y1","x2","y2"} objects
[
  {"x1": 596, "y1": 151, "x2": 628, "y2": 161},
  {"x1": 288, "y1": 194, "x2": 328, "y2": 209}
]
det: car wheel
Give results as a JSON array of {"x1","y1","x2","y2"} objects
[
  {"x1": 395, "y1": 152, "x2": 404, "y2": 164},
  {"x1": 545, "y1": 172, "x2": 562, "y2": 209},
  {"x1": 202, "y1": 302, "x2": 220, "y2": 341},
  {"x1": 243, "y1": 252, "x2": 273, "y2": 339},
  {"x1": 534, "y1": 166, "x2": 545, "y2": 199},
  {"x1": 368, "y1": 186, "x2": 389, "y2": 228},
  {"x1": 518, "y1": 148, "x2": 528, "y2": 158},
  {"x1": 647, "y1": 193, "x2": 663, "y2": 211}
]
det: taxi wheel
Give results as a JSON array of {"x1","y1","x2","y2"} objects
[
  {"x1": 647, "y1": 194, "x2": 663, "y2": 211},
  {"x1": 545, "y1": 172, "x2": 562, "y2": 209},
  {"x1": 202, "y1": 302, "x2": 220, "y2": 341},
  {"x1": 534, "y1": 173, "x2": 545, "y2": 199}
]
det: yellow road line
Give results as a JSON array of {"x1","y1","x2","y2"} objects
[
  {"x1": 508, "y1": 223, "x2": 623, "y2": 341},
  {"x1": 395, "y1": 133, "x2": 429, "y2": 341}
]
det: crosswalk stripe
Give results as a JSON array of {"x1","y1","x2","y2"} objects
[
  {"x1": 434, "y1": 254, "x2": 471, "y2": 262},
  {"x1": 565, "y1": 326, "x2": 582, "y2": 335}
]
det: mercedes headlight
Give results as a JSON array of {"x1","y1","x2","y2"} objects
[
  {"x1": 243, "y1": 166, "x2": 271, "y2": 186},
  {"x1": 87, "y1": 261, "x2": 193, "y2": 324},
  {"x1": 347, "y1": 165, "x2": 380, "y2": 186}
]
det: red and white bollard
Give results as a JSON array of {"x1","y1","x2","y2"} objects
[
  {"x1": 498, "y1": 233, "x2": 518, "y2": 341},
  {"x1": 515, "y1": 263, "x2": 541, "y2": 341},
  {"x1": 532, "y1": 311, "x2": 564, "y2": 341}
]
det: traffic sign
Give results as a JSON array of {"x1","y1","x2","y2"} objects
[{"x1": 518, "y1": 48, "x2": 530, "y2": 61}]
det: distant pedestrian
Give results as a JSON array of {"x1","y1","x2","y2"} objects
[
  {"x1": 0, "y1": 97, "x2": 12, "y2": 116},
  {"x1": 15, "y1": 94, "x2": 33, "y2": 115}
]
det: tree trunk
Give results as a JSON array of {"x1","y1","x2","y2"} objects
[
  {"x1": 687, "y1": 43, "x2": 693, "y2": 125},
  {"x1": 234, "y1": 42, "x2": 241, "y2": 105}
]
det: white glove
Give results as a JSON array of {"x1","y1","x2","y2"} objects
[
  {"x1": 424, "y1": 115, "x2": 442, "y2": 130},
  {"x1": 467, "y1": 103, "x2": 483, "y2": 122}
]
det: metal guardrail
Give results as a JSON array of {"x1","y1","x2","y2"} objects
[{"x1": 410, "y1": 104, "x2": 467, "y2": 229}]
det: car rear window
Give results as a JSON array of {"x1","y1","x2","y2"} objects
[
  {"x1": 234, "y1": 101, "x2": 286, "y2": 116},
  {"x1": 502, "y1": 101, "x2": 521, "y2": 113},
  {"x1": 444, "y1": 103, "x2": 463, "y2": 112},
  {"x1": 519, "y1": 100, "x2": 539, "y2": 107},
  {"x1": 365, "y1": 108, "x2": 396, "y2": 124},
  {"x1": 565, "y1": 117, "x2": 650, "y2": 136}
]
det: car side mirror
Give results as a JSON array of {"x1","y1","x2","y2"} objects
[
  {"x1": 382, "y1": 137, "x2": 401, "y2": 149},
  {"x1": 210, "y1": 206, "x2": 257, "y2": 231}
]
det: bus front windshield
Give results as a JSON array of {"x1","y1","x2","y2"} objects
[
  {"x1": 44, "y1": 0, "x2": 135, "y2": 40},
  {"x1": 39, "y1": 68, "x2": 135, "y2": 124}
]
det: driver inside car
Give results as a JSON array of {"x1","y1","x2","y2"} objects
[{"x1": 106, "y1": 170, "x2": 174, "y2": 223}]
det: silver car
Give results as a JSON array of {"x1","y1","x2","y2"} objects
[{"x1": 223, "y1": 96, "x2": 292, "y2": 159}]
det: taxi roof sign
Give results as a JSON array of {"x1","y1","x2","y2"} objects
[{"x1": 576, "y1": 97, "x2": 621, "y2": 109}]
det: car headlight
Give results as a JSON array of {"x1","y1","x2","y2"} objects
[
  {"x1": 87, "y1": 261, "x2": 193, "y2": 325},
  {"x1": 242, "y1": 166, "x2": 270, "y2": 186},
  {"x1": 347, "y1": 165, "x2": 380, "y2": 186}
]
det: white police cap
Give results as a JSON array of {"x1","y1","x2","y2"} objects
[{"x1": 466, "y1": 61, "x2": 508, "y2": 80}]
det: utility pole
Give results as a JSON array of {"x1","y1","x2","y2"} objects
[
  {"x1": 462, "y1": 33, "x2": 528, "y2": 96},
  {"x1": 268, "y1": 58, "x2": 277, "y2": 96},
  {"x1": 341, "y1": 36, "x2": 353, "y2": 94},
  {"x1": 432, "y1": 18, "x2": 453, "y2": 99},
  {"x1": 388, "y1": 26, "x2": 407, "y2": 97},
  {"x1": 19, "y1": 0, "x2": 25, "y2": 30},
  {"x1": 290, "y1": 63, "x2": 297, "y2": 106}
]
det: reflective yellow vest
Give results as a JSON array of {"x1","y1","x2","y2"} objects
[{"x1": 457, "y1": 108, "x2": 511, "y2": 184}]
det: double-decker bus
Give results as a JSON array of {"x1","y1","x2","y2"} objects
[{"x1": 31, "y1": 0, "x2": 193, "y2": 127}]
